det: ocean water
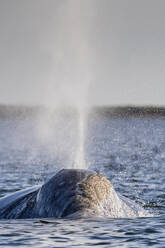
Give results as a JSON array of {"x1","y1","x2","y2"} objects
[{"x1": 0, "y1": 115, "x2": 165, "y2": 247}]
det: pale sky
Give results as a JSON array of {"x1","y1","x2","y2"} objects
[{"x1": 0, "y1": 0, "x2": 165, "y2": 106}]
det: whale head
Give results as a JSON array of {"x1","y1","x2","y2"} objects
[{"x1": 35, "y1": 169, "x2": 112, "y2": 218}]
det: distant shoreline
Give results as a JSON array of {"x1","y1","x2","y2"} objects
[
  {"x1": 93, "y1": 106, "x2": 165, "y2": 118},
  {"x1": 0, "y1": 104, "x2": 165, "y2": 119}
]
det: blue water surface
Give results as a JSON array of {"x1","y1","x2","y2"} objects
[{"x1": 0, "y1": 115, "x2": 165, "y2": 247}]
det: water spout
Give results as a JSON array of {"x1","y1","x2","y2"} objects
[
  {"x1": 74, "y1": 107, "x2": 88, "y2": 169},
  {"x1": 35, "y1": 1, "x2": 92, "y2": 170}
]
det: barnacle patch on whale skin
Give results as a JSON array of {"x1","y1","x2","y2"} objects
[{"x1": 75, "y1": 174, "x2": 112, "y2": 210}]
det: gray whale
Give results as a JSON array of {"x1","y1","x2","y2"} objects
[{"x1": 0, "y1": 169, "x2": 147, "y2": 219}]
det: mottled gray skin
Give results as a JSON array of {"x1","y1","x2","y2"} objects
[{"x1": 0, "y1": 169, "x2": 147, "y2": 219}]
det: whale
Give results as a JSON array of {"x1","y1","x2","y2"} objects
[{"x1": 0, "y1": 169, "x2": 148, "y2": 219}]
